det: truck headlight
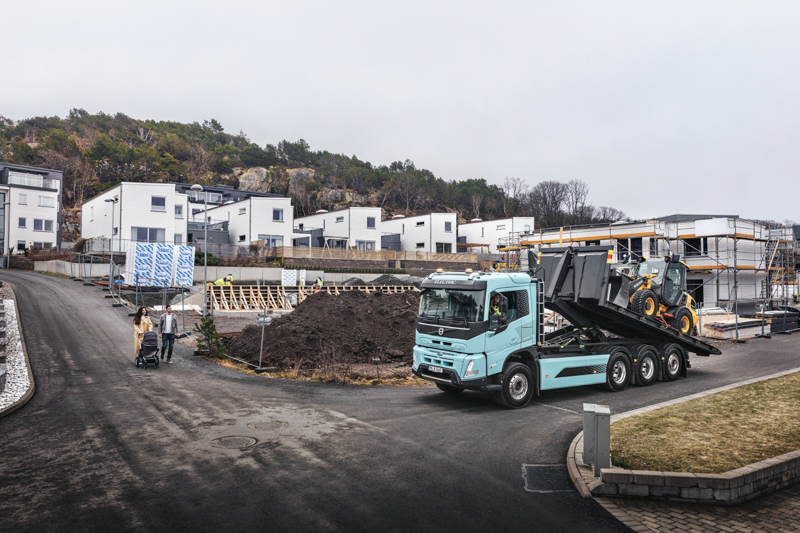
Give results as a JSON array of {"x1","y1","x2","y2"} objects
[{"x1": 465, "y1": 359, "x2": 479, "y2": 378}]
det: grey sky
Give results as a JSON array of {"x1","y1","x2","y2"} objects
[{"x1": 4, "y1": 1, "x2": 799, "y2": 222}]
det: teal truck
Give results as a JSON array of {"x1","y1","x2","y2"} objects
[{"x1": 411, "y1": 245, "x2": 720, "y2": 408}]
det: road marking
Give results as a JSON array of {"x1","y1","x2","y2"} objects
[{"x1": 530, "y1": 401, "x2": 580, "y2": 415}]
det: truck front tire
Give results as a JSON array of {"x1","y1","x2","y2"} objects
[{"x1": 495, "y1": 363, "x2": 534, "y2": 409}]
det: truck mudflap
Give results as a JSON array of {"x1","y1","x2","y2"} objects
[{"x1": 412, "y1": 364, "x2": 501, "y2": 392}]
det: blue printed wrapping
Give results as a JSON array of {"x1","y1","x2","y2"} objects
[
  {"x1": 174, "y1": 246, "x2": 195, "y2": 287},
  {"x1": 152, "y1": 244, "x2": 175, "y2": 287},
  {"x1": 134, "y1": 243, "x2": 156, "y2": 286}
]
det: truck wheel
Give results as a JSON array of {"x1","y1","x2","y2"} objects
[
  {"x1": 660, "y1": 344, "x2": 683, "y2": 381},
  {"x1": 670, "y1": 308, "x2": 693, "y2": 335},
  {"x1": 631, "y1": 289, "x2": 658, "y2": 318},
  {"x1": 603, "y1": 349, "x2": 632, "y2": 392},
  {"x1": 631, "y1": 345, "x2": 658, "y2": 387},
  {"x1": 436, "y1": 383, "x2": 464, "y2": 395},
  {"x1": 495, "y1": 363, "x2": 534, "y2": 409}
]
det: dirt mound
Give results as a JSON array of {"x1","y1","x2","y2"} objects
[{"x1": 223, "y1": 290, "x2": 420, "y2": 370}]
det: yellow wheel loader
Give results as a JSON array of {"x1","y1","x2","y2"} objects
[{"x1": 626, "y1": 255, "x2": 699, "y2": 335}]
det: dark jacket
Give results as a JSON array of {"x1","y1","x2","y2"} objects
[{"x1": 158, "y1": 313, "x2": 179, "y2": 335}]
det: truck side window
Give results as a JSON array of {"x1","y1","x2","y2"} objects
[{"x1": 499, "y1": 291, "x2": 517, "y2": 323}]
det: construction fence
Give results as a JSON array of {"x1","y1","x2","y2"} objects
[{"x1": 207, "y1": 284, "x2": 417, "y2": 312}]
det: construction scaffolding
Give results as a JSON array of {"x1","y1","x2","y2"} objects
[{"x1": 206, "y1": 284, "x2": 417, "y2": 312}]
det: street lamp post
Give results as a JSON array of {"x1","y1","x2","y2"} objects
[
  {"x1": 3, "y1": 201, "x2": 10, "y2": 269},
  {"x1": 190, "y1": 184, "x2": 208, "y2": 317},
  {"x1": 105, "y1": 198, "x2": 118, "y2": 295}
]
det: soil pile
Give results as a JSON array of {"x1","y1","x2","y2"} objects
[{"x1": 224, "y1": 290, "x2": 420, "y2": 369}]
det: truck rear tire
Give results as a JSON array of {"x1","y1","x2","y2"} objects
[
  {"x1": 660, "y1": 344, "x2": 683, "y2": 381},
  {"x1": 603, "y1": 348, "x2": 632, "y2": 392},
  {"x1": 631, "y1": 289, "x2": 658, "y2": 318},
  {"x1": 436, "y1": 383, "x2": 464, "y2": 395},
  {"x1": 630, "y1": 344, "x2": 658, "y2": 387},
  {"x1": 495, "y1": 363, "x2": 534, "y2": 409}
]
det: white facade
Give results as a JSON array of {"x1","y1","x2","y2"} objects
[
  {"x1": 81, "y1": 183, "x2": 189, "y2": 251},
  {"x1": 0, "y1": 163, "x2": 63, "y2": 252},
  {"x1": 295, "y1": 207, "x2": 383, "y2": 250},
  {"x1": 457, "y1": 217, "x2": 535, "y2": 254},
  {"x1": 382, "y1": 213, "x2": 458, "y2": 253},
  {"x1": 200, "y1": 196, "x2": 294, "y2": 246}
]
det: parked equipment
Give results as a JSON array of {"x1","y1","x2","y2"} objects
[
  {"x1": 625, "y1": 255, "x2": 698, "y2": 334},
  {"x1": 136, "y1": 331, "x2": 160, "y2": 369},
  {"x1": 411, "y1": 245, "x2": 720, "y2": 409}
]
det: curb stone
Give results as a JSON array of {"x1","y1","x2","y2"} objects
[{"x1": 0, "y1": 282, "x2": 36, "y2": 418}]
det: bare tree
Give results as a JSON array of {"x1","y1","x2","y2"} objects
[
  {"x1": 470, "y1": 193, "x2": 483, "y2": 219},
  {"x1": 501, "y1": 177, "x2": 529, "y2": 217},
  {"x1": 592, "y1": 206, "x2": 628, "y2": 223},
  {"x1": 525, "y1": 181, "x2": 567, "y2": 228},
  {"x1": 188, "y1": 144, "x2": 215, "y2": 180},
  {"x1": 564, "y1": 179, "x2": 591, "y2": 224}
]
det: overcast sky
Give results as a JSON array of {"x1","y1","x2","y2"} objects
[{"x1": 3, "y1": 1, "x2": 799, "y2": 222}]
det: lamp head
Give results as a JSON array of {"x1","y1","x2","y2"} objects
[{"x1": 190, "y1": 184, "x2": 203, "y2": 192}]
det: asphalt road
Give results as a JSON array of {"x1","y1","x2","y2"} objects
[{"x1": 1, "y1": 271, "x2": 798, "y2": 533}]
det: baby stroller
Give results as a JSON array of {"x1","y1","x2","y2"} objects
[{"x1": 136, "y1": 331, "x2": 160, "y2": 369}]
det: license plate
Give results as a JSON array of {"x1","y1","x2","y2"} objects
[{"x1": 429, "y1": 365, "x2": 443, "y2": 373}]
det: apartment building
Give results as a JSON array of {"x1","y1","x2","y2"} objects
[
  {"x1": 0, "y1": 162, "x2": 63, "y2": 252},
  {"x1": 457, "y1": 217, "x2": 535, "y2": 254},
  {"x1": 199, "y1": 196, "x2": 295, "y2": 246},
  {"x1": 293, "y1": 207, "x2": 383, "y2": 250},
  {"x1": 525, "y1": 214, "x2": 784, "y2": 308},
  {"x1": 381, "y1": 213, "x2": 458, "y2": 253},
  {"x1": 81, "y1": 181, "x2": 284, "y2": 250}
]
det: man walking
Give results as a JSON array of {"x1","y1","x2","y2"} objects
[{"x1": 159, "y1": 305, "x2": 179, "y2": 363}]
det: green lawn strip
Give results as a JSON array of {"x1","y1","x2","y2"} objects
[{"x1": 611, "y1": 371, "x2": 800, "y2": 474}]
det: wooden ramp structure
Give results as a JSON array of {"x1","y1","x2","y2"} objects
[{"x1": 206, "y1": 285, "x2": 417, "y2": 312}]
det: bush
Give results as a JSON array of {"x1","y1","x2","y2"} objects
[
  {"x1": 195, "y1": 250, "x2": 220, "y2": 266},
  {"x1": 194, "y1": 315, "x2": 223, "y2": 357}
]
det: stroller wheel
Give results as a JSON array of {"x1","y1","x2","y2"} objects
[{"x1": 135, "y1": 357, "x2": 140, "y2": 367}]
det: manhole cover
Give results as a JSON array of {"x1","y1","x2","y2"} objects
[
  {"x1": 211, "y1": 436, "x2": 258, "y2": 449},
  {"x1": 248, "y1": 420, "x2": 288, "y2": 431}
]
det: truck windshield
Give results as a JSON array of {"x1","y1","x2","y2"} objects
[{"x1": 419, "y1": 288, "x2": 486, "y2": 323}]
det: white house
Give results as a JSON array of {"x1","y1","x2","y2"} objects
[
  {"x1": 294, "y1": 207, "x2": 383, "y2": 250},
  {"x1": 381, "y1": 213, "x2": 458, "y2": 253},
  {"x1": 0, "y1": 162, "x2": 63, "y2": 252},
  {"x1": 199, "y1": 196, "x2": 295, "y2": 246},
  {"x1": 457, "y1": 217, "x2": 535, "y2": 254},
  {"x1": 81, "y1": 183, "x2": 189, "y2": 250}
]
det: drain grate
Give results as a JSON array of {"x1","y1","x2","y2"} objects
[
  {"x1": 211, "y1": 436, "x2": 258, "y2": 449},
  {"x1": 248, "y1": 420, "x2": 288, "y2": 431}
]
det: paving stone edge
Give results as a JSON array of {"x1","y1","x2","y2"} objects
[
  {"x1": 0, "y1": 283, "x2": 36, "y2": 418},
  {"x1": 567, "y1": 366, "x2": 800, "y2": 506}
]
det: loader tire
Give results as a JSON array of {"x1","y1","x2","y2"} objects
[
  {"x1": 670, "y1": 308, "x2": 693, "y2": 335},
  {"x1": 631, "y1": 289, "x2": 658, "y2": 318}
]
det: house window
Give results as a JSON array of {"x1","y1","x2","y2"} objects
[
  {"x1": 175, "y1": 205, "x2": 183, "y2": 218},
  {"x1": 416, "y1": 242, "x2": 425, "y2": 248},
  {"x1": 239, "y1": 207, "x2": 246, "y2": 215},
  {"x1": 238, "y1": 235, "x2": 246, "y2": 242},
  {"x1": 174, "y1": 234, "x2": 183, "y2": 245},
  {"x1": 416, "y1": 221, "x2": 425, "y2": 227},
  {"x1": 273, "y1": 208, "x2": 284, "y2": 221},
  {"x1": 45, "y1": 220, "x2": 53, "y2": 232},
  {"x1": 649, "y1": 239, "x2": 658, "y2": 258},
  {"x1": 481, "y1": 227, "x2": 484, "y2": 237},
  {"x1": 402, "y1": 224, "x2": 405, "y2": 234},
  {"x1": 298, "y1": 223, "x2": 304, "y2": 231},
  {"x1": 34, "y1": 219, "x2": 52, "y2": 231},
  {"x1": 16, "y1": 241, "x2": 25, "y2": 251},
  {"x1": 367, "y1": 217, "x2": 376, "y2": 229},
  {"x1": 257, "y1": 234, "x2": 284, "y2": 247},
  {"x1": 445, "y1": 222, "x2": 452, "y2": 232},
  {"x1": 151, "y1": 196, "x2": 166, "y2": 212},
  {"x1": 33, "y1": 242, "x2": 53, "y2": 249},
  {"x1": 90, "y1": 206, "x2": 94, "y2": 221},
  {"x1": 18, "y1": 194, "x2": 26, "y2": 205},
  {"x1": 39, "y1": 196, "x2": 55, "y2": 207},
  {"x1": 18, "y1": 218, "x2": 26, "y2": 228},
  {"x1": 524, "y1": 225, "x2": 531, "y2": 233},
  {"x1": 436, "y1": 243, "x2": 453, "y2": 253},
  {"x1": 131, "y1": 227, "x2": 166, "y2": 243},
  {"x1": 684, "y1": 237, "x2": 707, "y2": 257},
  {"x1": 113, "y1": 227, "x2": 118, "y2": 236},
  {"x1": 336, "y1": 216, "x2": 344, "y2": 223},
  {"x1": 356, "y1": 240, "x2": 375, "y2": 251},
  {"x1": 497, "y1": 224, "x2": 506, "y2": 230}
]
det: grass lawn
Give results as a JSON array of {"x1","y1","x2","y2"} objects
[{"x1": 611, "y1": 371, "x2": 800, "y2": 474}]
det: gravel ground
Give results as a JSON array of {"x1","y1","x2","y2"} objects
[{"x1": 0, "y1": 298, "x2": 30, "y2": 410}]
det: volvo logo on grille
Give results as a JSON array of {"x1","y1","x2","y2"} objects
[{"x1": 438, "y1": 328, "x2": 444, "y2": 335}]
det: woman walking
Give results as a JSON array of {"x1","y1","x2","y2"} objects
[{"x1": 133, "y1": 307, "x2": 153, "y2": 355}]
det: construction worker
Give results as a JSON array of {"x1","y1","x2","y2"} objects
[
  {"x1": 490, "y1": 294, "x2": 502, "y2": 316},
  {"x1": 315, "y1": 277, "x2": 323, "y2": 292},
  {"x1": 214, "y1": 274, "x2": 233, "y2": 286}
]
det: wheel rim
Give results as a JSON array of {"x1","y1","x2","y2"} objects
[
  {"x1": 640, "y1": 357, "x2": 654, "y2": 380},
  {"x1": 680, "y1": 316, "x2": 690, "y2": 332},
  {"x1": 508, "y1": 373, "x2": 528, "y2": 400},
  {"x1": 612, "y1": 360, "x2": 627, "y2": 385},
  {"x1": 645, "y1": 298, "x2": 655, "y2": 315},
  {"x1": 667, "y1": 353, "x2": 680, "y2": 374}
]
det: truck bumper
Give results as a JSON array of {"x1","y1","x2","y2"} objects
[{"x1": 412, "y1": 364, "x2": 500, "y2": 392}]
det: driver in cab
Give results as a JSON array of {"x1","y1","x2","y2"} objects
[{"x1": 490, "y1": 294, "x2": 502, "y2": 316}]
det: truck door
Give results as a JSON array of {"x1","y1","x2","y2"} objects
[{"x1": 485, "y1": 290, "x2": 525, "y2": 375}]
